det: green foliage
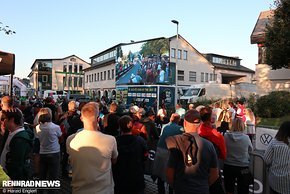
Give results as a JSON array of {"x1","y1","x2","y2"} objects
[
  {"x1": 140, "y1": 39, "x2": 169, "y2": 57},
  {"x1": 246, "y1": 94, "x2": 258, "y2": 113},
  {"x1": 265, "y1": 0, "x2": 290, "y2": 69},
  {"x1": 255, "y1": 91, "x2": 290, "y2": 118}
]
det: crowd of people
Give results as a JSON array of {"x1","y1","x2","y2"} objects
[{"x1": 0, "y1": 94, "x2": 289, "y2": 194}]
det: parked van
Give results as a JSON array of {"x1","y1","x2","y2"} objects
[
  {"x1": 68, "y1": 94, "x2": 91, "y2": 103},
  {"x1": 43, "y1": 90, "x2": 57, "y2": 98}
]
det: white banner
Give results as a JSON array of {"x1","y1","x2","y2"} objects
[{"x1": 255, "y1": 127, "x2": 278, "y2": 151}]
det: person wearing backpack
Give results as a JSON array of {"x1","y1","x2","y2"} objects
[{"x1": 166, "y1": 110, "x2": 219, "y2": 194}]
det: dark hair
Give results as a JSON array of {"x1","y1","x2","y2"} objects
[
  {"x1": 275, "y1": 121, "x2": 290, "y2": 144},
  {"x1": 38, "y1": 114, "x2": 52, "y2": 123},
  {"x1": 1, "y1": 108, "x2": 24, "y2": 126},
  {"x1": 118, "y1": 115, "x2": 133, "y2": 133},
  {"x1": 199, "y1": 106, "x2": 212, "y2": 122},
  {"x1": 184, "y1": 110, "x2": 200, "y2": 124},
  {"x1": 220, "y1": 121, "x2": 229, "y2": 131}
]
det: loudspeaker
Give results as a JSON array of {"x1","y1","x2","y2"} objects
[{"x1": 0, "y1": 51, "x2": 15, "y2": 75}]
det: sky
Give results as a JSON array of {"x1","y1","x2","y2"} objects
[{"x1": 1, "y1": 0, "x2": 273, "y2": 79}]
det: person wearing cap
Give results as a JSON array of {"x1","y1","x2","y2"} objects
[
  {"x1": 66, "y1": 102, "x2": 118, "y2": 194},
  {"x1": 166, "y1": 110, "x2": 219, "y2": 194},
  {"x1": 0, "y1": 108, "x2": 34, "y2": 180}
]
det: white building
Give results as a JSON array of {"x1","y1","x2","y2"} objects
[
  {"x1": 0, "y1": 76, "x2": 28, "y2": 96},
  {"x1": 28, "y1": 55, "x2": 90, "y2": 97}
]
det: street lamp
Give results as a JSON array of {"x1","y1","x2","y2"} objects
[{"x1": 171, "y1": 19, "x2": 179, "y2": 104}]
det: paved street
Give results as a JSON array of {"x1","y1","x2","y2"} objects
[{"x1": 60, "y1": 174, "x2": 161, "y2": 194}]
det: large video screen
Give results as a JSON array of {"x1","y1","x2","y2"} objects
[{"x1": 115, "y1": 38, "x2": 174, "y2": 85}]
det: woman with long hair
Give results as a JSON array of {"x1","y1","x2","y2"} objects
[{"x1": 245, "y1": 108, "x2": 256, "y2": 142}]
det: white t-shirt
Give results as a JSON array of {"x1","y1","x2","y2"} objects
[
  {"x1": 67, "y1": 129, "x2": 118, "y2": 194},
  {"x1": 228, "y1": 107, "x2": 236, "y2": 121}
]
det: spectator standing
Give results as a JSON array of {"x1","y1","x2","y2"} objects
[
  {"x1": 36, "y1": 108, "x2": 62, "y2": 183},
  {"x1": 244, "y1": 108, "x2": 256, "y2": 142},
  {"x1": 175, "y1": 103, "x2": 186, "y2": 119},
  {"x1": 199, "y1": 107, "x2": 226, "y2": 194},
  {"x1": 103, "y1": 102, "x2": 120, "y2": 137},
  {"x1": 0, "y1": 108, "x2": 34, "y2": 180},
  {"x1": 264, "y1": 121, "x2": 290, "y2": 194},
  {"x1": 223, "y1": 118, "x2": 253, "y2": 194},
  {"x1": 113, "y1": 115, "x2": 147, "y2": 194},
  {"x1": 166, "y1": 110, "x2": 219, "y2": 194},
  {"x1": 66, "y1": 102, "x2": 118, "y2": 194},
  {"x1": 0, "y1": 96, "x2": 14, "y2": 155},
  {"x1": 153, "y1": 113, "x2": 183, "y2": 194}
]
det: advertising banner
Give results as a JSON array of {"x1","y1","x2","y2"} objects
[{"x1": 255, "y1": 127, "x2": 278, "y2": 151}]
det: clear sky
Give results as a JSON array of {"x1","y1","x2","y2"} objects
[{"x1": 1, "y1": 0, "x2": 273, "y2": 79}]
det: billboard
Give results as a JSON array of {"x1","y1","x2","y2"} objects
[
  {"x1": 115, "y1": 38, "x2": 174, "y2": 85},
  {"x1": 0, "y1": 51, "x2": 15, "y2": 75}
]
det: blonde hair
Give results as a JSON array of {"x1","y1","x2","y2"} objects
[
  {"x1": 68, "y1": 101, "x2": 77, "y2": 111},
  {"x1": 81, "y1": 102, "x2": 99, "y2": 121},
  {"x1": 231, "y1": 118, "x2": 245, "y2": 132},
  {"x1": 245, "y1": 108, "x2": 255, "y2": 122}
]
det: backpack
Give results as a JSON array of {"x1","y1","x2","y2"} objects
[{"x1": 166, "y1": 133, "x2": 198, "y2": 167}]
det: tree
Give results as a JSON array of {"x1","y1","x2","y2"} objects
[
  {"x1": 140, "y1": 39, "x2": 169, "y2": 57},
  {"x1": 265, "y1": 0, "x2": 290, "y2": 69},
  {"x1": 0, "y1": 22, "x2": 16, "y2": 35}
]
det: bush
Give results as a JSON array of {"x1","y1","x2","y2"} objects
[{"x1": 255, "y1": 91, "x2": 290, "y2": 118}]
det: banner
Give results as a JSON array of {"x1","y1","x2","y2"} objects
[{"x1": 255, "y1": 127, "x2": 278, "y2": 151}]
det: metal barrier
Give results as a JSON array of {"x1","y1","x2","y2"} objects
[{"x1": 249, "y1": 151, "x2": 269, "y2": 194}]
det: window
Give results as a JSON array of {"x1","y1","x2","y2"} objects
[
  {"x1": 183, "y1": 50, "x2": 188, "y2": 60},
  {"x1": 63, "y1": 63, "x2": 67, "y2": 72},
  {"x1": 205, "y1": 73, "x2": 208, "y2": 82},
  {"x1": 74, "y1": 77, "x2": 78, "y2": 87},
  {"x1": 79, "y1": 65, "x2": 83, "y2": 72},
  {"x1": 201, "y1": 72, "x2": 204, "y2": 82},
  {"x1": 178, "y1": 49, "x2": 182, "y2": 59},
  {"x1": 108, "y1": 70, "x2": 110, "y2": 80},
  {"x1": 112, "y1": 69, "x2": 114, "y2": 79},
  {"x1": 189, "y1": 71, "x2": 196, "y2": 82},
  {"x1": 79, "y1": 77, "x2": 83, "y2": 87},
  {"x1": 63, "y1": 76, "x2": 67, "y2": 87},
  {"x1": 74, "y1": 64, "x2": 78, "y2": 73},
  {"x1": 69, "y1": 63, "x2": 72, "y2": 72},
  {"x1": 171, "y1": 48, "x2": 176, "y2": 58},
  {"x1": 86, "y1": 75, "x2": 88, "y2": 83},
  {"x1": 214, "y1": 74, "x2": 217, "y2": 81},
  {"x1": 210, "y1": 73, "x2": 213, "y2": 81},
  {"x1": 104, "y1": 71, "x2": 106, "y2": 80},
  {"x1": 101, "y1": 72, "x2": 103, "y2": 81},
  {"x1": 178, "y1": 70, "x2": 184, "y2": 81},
  {"x1": 97, "y1": 73, "x2": 100, "y2": 81},
  {"x1": 69, "y1": 77, "x2": 72, "y2": 87},
  {"x1": 94, "y1": 73, "x2": 96, "y2": 81},
  {"x1": 42, "y1": 75, "x2": 48, "y2": 82}
]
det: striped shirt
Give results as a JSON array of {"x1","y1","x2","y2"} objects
[{"x1": 264, "y1": 139, "x2": 290, "y2": 194}]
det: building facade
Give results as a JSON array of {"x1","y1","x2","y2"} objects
[
  {"x1": 28, "y1": 55, "x2": 90, "y2": 97},
  {"x1": 251, "y1": 10, "x2": 290, "y2": 95},
  {"x1": 84, "y1": 35, "x2": 254, "y2": 100}
]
